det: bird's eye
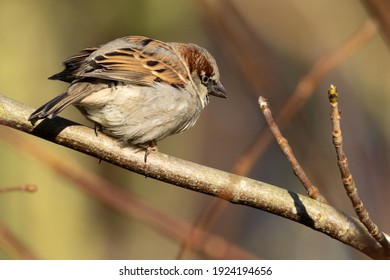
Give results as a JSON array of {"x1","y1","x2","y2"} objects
[{"x1": 201, "y1": 75, "x2": 210, "y2": 85}]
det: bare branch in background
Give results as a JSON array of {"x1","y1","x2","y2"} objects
[
  {"x1": 0, "y1": 219, "x2": 39, "y2": 260},
  {"x1": 0, "y1": 184, "x2": 37, "y2": 194},
  {"x1": 364, "y1": 0, "x2": 390, "y2": 46}
]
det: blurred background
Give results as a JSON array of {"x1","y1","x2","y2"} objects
[{"x1": 0, "y1": 0, "x2": 389, "y2": 259}]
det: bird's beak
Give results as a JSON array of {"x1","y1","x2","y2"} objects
[{"x1": 208, "y1": 81, "x2": 227, "y2": 98}]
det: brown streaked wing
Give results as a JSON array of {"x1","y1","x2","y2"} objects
[
  {"x1": 80, "y1": 37, "x2": 189, "y2": 87},
  {"x1": 49, "y1": 47, "x2": 98, "y2": 82}
]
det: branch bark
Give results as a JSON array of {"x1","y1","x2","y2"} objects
[{"x1": 0, "y1": 93, "x2": 389, "y2": 259}]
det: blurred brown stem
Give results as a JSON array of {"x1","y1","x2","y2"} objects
[
  {"x1": 0, "y1": 184, "x2": 37, "y2": 194},
  {"x1": 0, "y1": 219, "x2": 39, "y2": 259},
  {"x1": 364, "y1": 0, "x2": 390, "y2": 46}
]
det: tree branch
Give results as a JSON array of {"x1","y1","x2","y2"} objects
[{"x1": 0, "y1": 93, "x2": 389, "y2": 259}]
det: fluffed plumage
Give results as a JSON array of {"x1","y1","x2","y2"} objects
[{"x1": 29, "y1": 36, "x2": 226, "y2": 157}]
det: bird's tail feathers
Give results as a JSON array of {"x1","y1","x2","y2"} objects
[{"x1": 28, "y1": 92, "x2": 80, "y2": 125}]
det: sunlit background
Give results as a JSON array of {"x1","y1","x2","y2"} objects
[{"x1": 0, "y1": 0, "x2": 389, "y2": 259}]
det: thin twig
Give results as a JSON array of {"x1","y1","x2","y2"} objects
[
  {"x1": 258, "y1": 97, "x2": 328, "y2": 203},
  {"x1": 0, "y1": 184, "x2": 37, "y2": 194},
  {"x1": 328, "y1": 84, "x2": 390, "y2": 253},
  {"x1": 0, "y1": 93, "x2": 389, "y2": 259}
]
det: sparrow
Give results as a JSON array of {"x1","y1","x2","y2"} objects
[{"x1": 28, "y1": 36, "x2": 227, "y2": 161}]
